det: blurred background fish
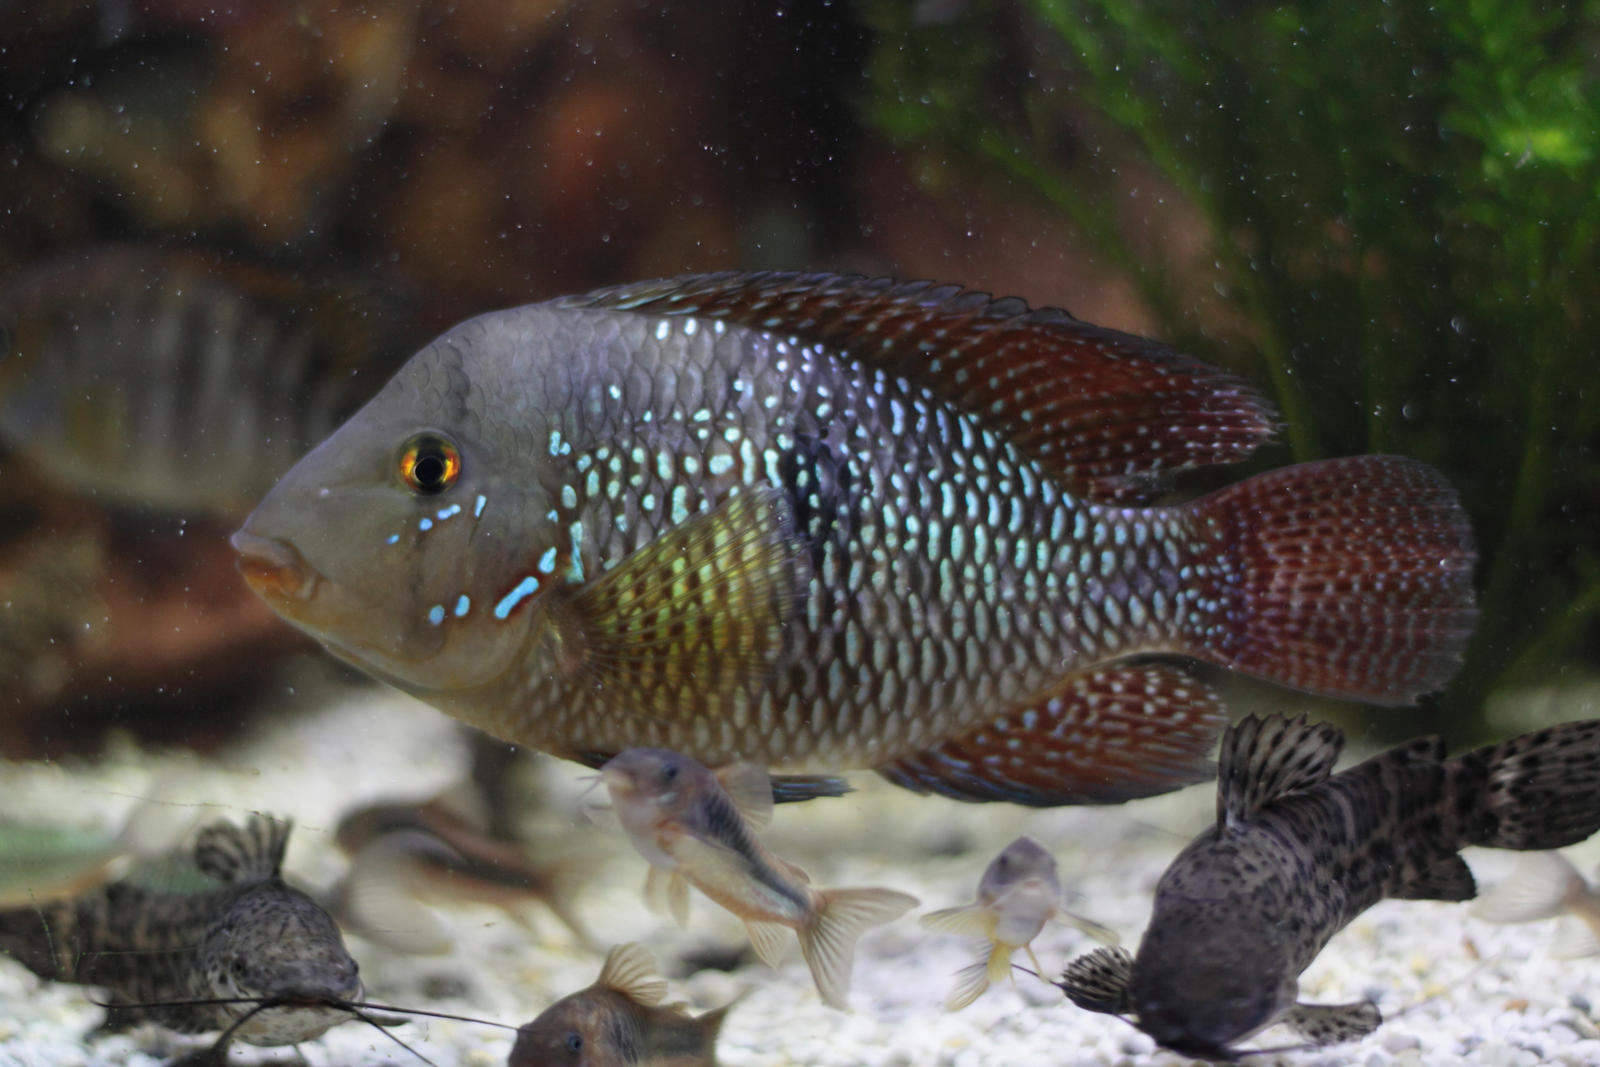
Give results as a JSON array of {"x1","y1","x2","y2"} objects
[
  {"x1": 0, "y1": 245, "x2": 419, "y2": 756},
  {"x1": 328, "y1": 785, "x2": 599, "y2": 956},
  {"x1": 0, "y1": 245, "x2": 413, "y2": 519},
  {"x1": 1471, "y1": 851, "x2": 1600, "y2": 958}
]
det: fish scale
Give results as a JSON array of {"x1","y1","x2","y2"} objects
[
  {"x1": 502, "y1": 319, "x2": 1166, "y2": 762},
  {"x1": 234, "y1": 271, "x2": 1477, "y2": 806}
]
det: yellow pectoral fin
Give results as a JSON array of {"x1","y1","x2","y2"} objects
[{"x1": 561, "y1": 485, "x2": 808, "y2": 723}]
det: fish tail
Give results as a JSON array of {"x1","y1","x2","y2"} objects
[
  {"x1": 943, "y1": 957, "x2": 993, "y2": 1012},
  {"x1": 798, "y1": 887, "x2": 918, "y2": 1010},
  {"x1": 1471, "y1": 852, "x2": 1586, "y2": 925},
  {"x1": 1457, "y1": 720, "x2": 1600, "y2": 851},
  {"x1": 1179, "y1": 455, "x2": 1476, "y2": 704}
]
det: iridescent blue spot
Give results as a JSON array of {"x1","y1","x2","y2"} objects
[
  {"x1": 655, "y1": 320, "x2": 671, "y2": 341},
  {"x1": 427, "y1": 604, "x2": 446, "y2": 626},
  {"x1": 683, "y1": 318, "x2": 698, "y2": 337},
  {"x1": 561, "y1": 485, "x2": 578, "y2": 508},
  {"x1": 474, "y1": 494, "x2": 488, "y2": 518},
  {"x1": 454, "y1": 595, "x2": 471, "y2": 617},
  {"x1": 493, "y1": 577, "x2": 541, "y2": 619},
  {"x1": 538, "y1": 547, "x2": 558, "y2": 573},
  {"x1": 419, "y1": 518, "x2": 433, "y2": 531},
  {"x1": 386, "y1": 533, "x2": 400, "y2": 545},
  {"x1": 708, "y1": 454, "x2": 733, "y2": 476},
  {"x1": 437, "y1": 504, "x2": 461, "y2": 520}
]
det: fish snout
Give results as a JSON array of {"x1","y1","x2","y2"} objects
[{"x1": 231, "y1": 529, "x2": 318, "y2": 601}]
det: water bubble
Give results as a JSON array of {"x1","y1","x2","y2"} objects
[{"x1": 1449, "y1": 316, "x2": 1466, "y2": 334}]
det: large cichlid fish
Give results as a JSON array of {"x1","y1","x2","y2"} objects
[
  {"x1": 232, "y1": 272, "x2": 1477, "y2": 806},
  {"x1": 1055, "y1": 714, "x2": 1600, "y2": 1059}
]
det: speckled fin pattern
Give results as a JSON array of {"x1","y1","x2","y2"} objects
[
  {"x1": 876, "y1": 662, "x2": 1226, "y2": 805},
  {"x1": 1055, "y1": 945, "x2": 1135, "y2": 1016},
  {"x1": 192, "y1": 814, "x2": 289, "y2": 884},
  {"x1": 561, "y1": 270, "x2": 1278, "y2": 504},
  {"x1": 1281, "y1": 1000, "x2": 1383, "y2": 1047},
  {"x1": 1181, "y1": 456, "x2": 1477, "y2": 704},
  {"x1": 1216, "y1": 715, "x2": 1344, "y2": 829}
]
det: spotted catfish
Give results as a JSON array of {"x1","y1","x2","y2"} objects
[
  {"x1": 1056, "y1": 715, "x2": 1600, "y2": 1059},
  {"x1": 508, "y1": 942, "x2": 730, "y2": 1067},
  {"x1": 0, "y1": 814, "x2": 365, "y2": 1057},
  {"x1": 232, "y1": 272, "x2": 1477, "y2": 805}
]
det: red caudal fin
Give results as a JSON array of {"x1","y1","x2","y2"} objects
[{"x1": 1180, "y1": 455, "x2": 1477, "y2": 704}]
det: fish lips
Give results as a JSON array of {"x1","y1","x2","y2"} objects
[{"x1": 232, "y1": 529, "x2": 320, "y2": 602}]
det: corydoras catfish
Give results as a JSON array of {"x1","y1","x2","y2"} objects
[
  {"x1": 1056, "y1": 714, "x2": 1600, "y2": 1059},
  {"x1": 328, "y1": 790, "x2": 596, "y2": 954},
  {"x1": 232, "y1": 271, "x2": 1477, "y2": 806},
  {"x1": 602, "y1": 748, "x2": 916, "y2": 1010},
  {"x1": 509, "y1": 942, "x2": 729, "y2": 1067},
  {"x1": 0, "y1": 814, "x2": 364, "y2": 1055},
  {"x1": 920, "y1": 834, "x2": 1114, "y2": 1010}
]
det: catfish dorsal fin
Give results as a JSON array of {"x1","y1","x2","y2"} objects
[
  {"x1": 193, "y1": 814, "x2": 291, "y2": 883},
  {"x1": 1217, "y1": 715, "x2": 1344, "y2": 828},
  {"x1": 562, "y1": 272, "x2": 1278, "y2": 503},
  {"x1": 596, "y1": 942, "x2": 669, "y2": 1006}
]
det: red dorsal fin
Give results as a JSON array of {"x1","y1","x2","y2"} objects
[{"x1": 560, "y1": 272, "x2": 1279, "y2": 503}]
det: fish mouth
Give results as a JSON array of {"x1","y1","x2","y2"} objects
[{"x1": 231, "y1": 529, "x2": 319, "y2": 602}]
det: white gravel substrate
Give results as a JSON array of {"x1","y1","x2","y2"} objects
[{"x1": 4, "y1": 681, "x2": 1600, "y2": 1067}]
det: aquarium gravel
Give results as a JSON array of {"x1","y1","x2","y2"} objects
[{"x1": 3, "y1": 685, "x2": 1600, "y2": 1067}]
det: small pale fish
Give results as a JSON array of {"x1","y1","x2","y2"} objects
[
  {"x1": 328, "y1": 789, "x2": 597, "y2": 954},
  {"x1": 0, "y1": 814, "x2": 367, "y2": 1057},
  {"x1": 509, "y1": 942, "x2": 729, "y2": 1067},
  {"x1": 0, "y1": 245, "x2": 412, "y2": 518},
  {"x1": 1471, "y1": 851, "x2": 1600, "y2": 957},
  {"x1": 920, "y1": 834, "x2": 1115, "y2": 1010},
  {"x1": 1055, "y1": 714, "x2": 1600, "y2": 1060},
  {"x1": 233, "y1": 271, "x2": 1478, "y2": 808},
  {"x1": 601, "y1": 748, "x2": 916, "y2": 1010}
]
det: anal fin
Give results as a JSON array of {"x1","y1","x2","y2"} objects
[
  {"x1": 1394, "y1": 854, "x2": 1476, "y2": 902},
  {"x1": 1281, "y1": 1000, "x2": 1382, "y2": 1047},
  {"x1": 876, "y1": 663, "x2": 1226, "y2": 806},
  {"x1": 1055, "y1": 946, "x2": 1135, "y2": 1016}
]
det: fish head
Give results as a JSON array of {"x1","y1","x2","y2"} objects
[
  {"x1": 509, "y1": 988, "x2": 641, "y2": 1067},
  {"x1": 978, "y1": 835, "x2": 1060, "y2": 902},
  {"x1": 204, "y1": 880, "x2": 364, "y2": 1045},
  {"x1": 232, "y1": 318, "x2": 567, "y2": 694},
  {"x1": 1129, "y1": 935, "x2": 1295, "y2": 1057},
  {"x1": 601, "y1": 748, "x2": 721, "y2": 861}
]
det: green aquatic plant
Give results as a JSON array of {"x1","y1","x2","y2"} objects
[{"x1": 863, "y1": 0, "x2": 1600, "y2": 731}]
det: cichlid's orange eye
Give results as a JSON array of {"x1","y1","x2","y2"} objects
[{"x1": 398, "y1": 433, "x2": 461, "y2": 495}]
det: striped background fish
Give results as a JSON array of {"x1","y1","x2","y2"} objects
[
  {"x1": 233, "y1": 272, "x2": 1478, "y2": 806},
  {"x1": 0, "y1": 246, "x2": 409, "y2": 518}
]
